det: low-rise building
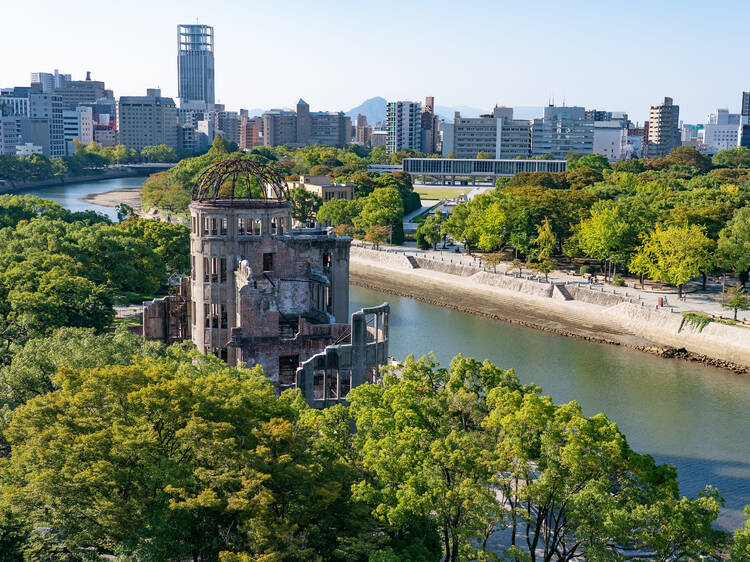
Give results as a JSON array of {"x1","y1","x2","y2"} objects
[{"x1": 287, "y1": 175, "x2": 354, "y2": 203}]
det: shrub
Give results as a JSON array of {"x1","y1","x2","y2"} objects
[
  {"x1": 613, "y1": 275, "x2": 625, "y2": 287},
  {"x1": 579, "y1": 265, "x2": 595, "y2": 276}
]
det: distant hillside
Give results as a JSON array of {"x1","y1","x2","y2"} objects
[{"x1": 346, "y1": 97, "x2": 386, "y2": 124}]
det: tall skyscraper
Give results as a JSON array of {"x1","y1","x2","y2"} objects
[
  {"x1": 741, "y1": 92, "x2": 750, "y2": 118},
  {"x1": 647, "y1": 97, "x2": 680, "y2": 157},
  {"x1": 177, "y1": 24, "x2": 215, "y2": 107}
]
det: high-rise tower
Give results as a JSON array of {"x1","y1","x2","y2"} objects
[{"x1": 177, "y1": 24, "x2": 215, "y2": 107}]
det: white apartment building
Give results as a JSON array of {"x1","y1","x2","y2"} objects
[
  {"x1": 593, "y1": 121, "x2": 630, "y2": 162},
  {"x1": 699, "y1": 108, "x2": 743, "y2": 153},
  {"x1": 63, "y1": 106, "x2": 94, "y2": 152},
  {"x1": 386, "y1": 101, "x2": 422, "y2": 153}
]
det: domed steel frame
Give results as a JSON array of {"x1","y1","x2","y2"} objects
[{"x1": 192, "y1": 159, "x2": 289, "y2": 202}]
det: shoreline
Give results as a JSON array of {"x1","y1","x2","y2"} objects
[
  {"x1": 350, "y1": 253, "x2": 750, "y2": 374},
  {"x1": 83, "y1": 187, "x2": 142, "y2": 209}
]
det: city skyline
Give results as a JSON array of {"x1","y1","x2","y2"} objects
[{"x1": 4, "y1": 0, "x2": 750, "y2": 124}]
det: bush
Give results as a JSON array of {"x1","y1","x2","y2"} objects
[
  {"x1": 579, "y1": 265, "x2": 595, "y2": 276},
  {"x1": 612, "y1": 275, "x2": 625, "y2": 287}
]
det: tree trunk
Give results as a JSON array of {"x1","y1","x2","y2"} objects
[
  {"x1": 735, "y1": 307, "x2": 738, "y2": 321},
  {"x1": 701, "y1": 271, "x2": 707, "y2": 290},
  {"x1": 678, "y1": 284, "x2": 683, "y2": 298}
]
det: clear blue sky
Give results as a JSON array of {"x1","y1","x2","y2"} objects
[{"x1": 4, "y1": 0, "x2": 749, "y2": 123}]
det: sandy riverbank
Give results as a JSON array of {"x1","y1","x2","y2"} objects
[
  {"x1": 83, "y1": 187, "x2": 142, "y2": 209},
  {"x1": 350, "y1": 250, "x2": 750, "y2": 373}
]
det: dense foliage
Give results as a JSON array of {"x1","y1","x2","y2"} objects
[
  {"x1": 0, "y1": 195, "x2": 189, "y2": 365},
  {"x1": 0, "y1": 330, "x2": 744, "y2": 560},
  {"x1": 141, "y1": 140, "x2": 420, "y2": 245},
  {"x1": 441, "y1": 146, "x2": 750, "y2": 289},
  {"x1": 0, "y1": 139, "x2": 195, "y2": 184}
]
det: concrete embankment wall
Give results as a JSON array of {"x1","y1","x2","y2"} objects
[
  {"x1": 350, "y1": 246, "x2": 750, "y2": 370},
  {"x1": 606, "y1": 303, "x2": 750, "y2": 367},
  {"x1": 469, "y1": 271, "x2": 554, "y2": 298}
]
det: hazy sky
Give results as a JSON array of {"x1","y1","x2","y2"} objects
[{"x1": 3, "y1": 0, "x2": 749, "y2": 123}]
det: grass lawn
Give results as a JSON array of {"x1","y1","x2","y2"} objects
[{"x1": 415, "y1": 187, "x2": 471, "y2": 200}]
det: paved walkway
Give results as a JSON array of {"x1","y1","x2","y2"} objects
[{"x1": 351, "y1": 240, "x2": 750, "y2": 323}]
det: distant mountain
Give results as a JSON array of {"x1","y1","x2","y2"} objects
[{"x1": 346, "y1": 97, "x2": 386, "y2": 125}]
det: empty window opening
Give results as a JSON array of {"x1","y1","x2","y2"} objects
[
  {"x1": 279, "y1": 355, "x2": 299, "y2": 390},
  {"x1": 263, "y1": 252, "x2": 274, "y2": 272}
]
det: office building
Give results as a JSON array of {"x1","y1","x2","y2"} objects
[
  {"x1": 262, "y1": 100, "x2": 350, "y2": 147},
  {"x1": 31, "y1": 70, "x2": 70, "y2": 93},
  {"x1": 94, "y1": 128, "x2": 117, "y2": 147},
  {"x1": 530, "y1": 106, "x2": 594, "y2": 158},
  {"x1": 592, "y1": 121, "x2": 629, "y2": 162},
  {"x1": 647, "y1": 97, "x2": 680, "y2": 157},
  {"x1": 742, "y1": 92, "x2": 750, "y2": 118},
  {"x1": 177, "y1": 24, "x2": 215, "y2": 106},
  {"x1": 355, "y1": 114, "x2": 371, "y2": 145},
  {"x1": 240, "y1": 114, "x2": 263, "y2": 150},
  {"x1": 386, "y1": 100, "x2": 422, "y2": 153},
  {"x1": 700, "y1": 108, "x2": 742, "y2": 153},
  {"x1": 28, "y1": 90, "x2": 65, "y2": 157},
  {"x1": 63, "y1": 106, "x2": 94, "y2": 151},
  {"x1": 216, "y1": 110, "x2": 241, "y2": 145},
  {"x1": 117, "y1": 88, "x2": 178, "y2": 150},
  {"x1": 0, "y1": 116, "x2": 23, "y2": 155},
  {"x1": 54, "y1": 72, "x2": 109, "y2": 111},
  {"x1": 370, "y1": 130, "x2": 387, "y2": 147}
]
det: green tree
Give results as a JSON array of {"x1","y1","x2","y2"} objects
[
  {"x1": 534, "y1": 217, "x2": 556, "y2": 260},
  {"x1": 717, "y1": 206, "x2": 750, "y2": 287},
  {"x1": 721, "y1": 285, "x2": 750, "y2": 321},
  {"x1": 317, "y1": 198, "x2": 362, "y2": 227},
  {"x1": 566, "y1": 166, "x2": 604, "y2": 189},
  {"x1": 630, "y1": 224, "x2": 714, "y2": 296},
  {"x1": 355, "y1": 187, "x2": 403, "y2": 231},
  {"x1": 664, "y1": 146, "x2": 711, "y2": 173},
  {"x1": 117, "y1": 217, "x2": 190, "y2": 274},
  {"x1": 287, "y1": 186, "x2": 322, "y2": 225},
  {"x1": 712, "y1": 146, "x2": 750, "y2": 168},
  {"x1": 476, "y1": 151, "x2": 493, "y2": 159},
  {"x1": 420, "y1": 210, "x2": 444, "y2": 249},
  {"x1": 364, "y1": 225, "x2": 390, "y2": 249},
  {"x1": 731, "y1": 506, "x2": 750, "y2": 561},
  {"x1": 0, "y1": 353, "x2": 285, "y2": 559},
  {"x1": 567, "y1": 153, "x2": 611, "y2": 172},
  {"x1": 348, "y1": 355, "x2": 511, "y2": 561}
]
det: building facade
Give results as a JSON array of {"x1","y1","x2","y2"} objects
[
  {"x1": 177, "y1": 24, "x2": 215, "y2": 106},
  {"x1": 531, "y1": 105, "x2": 594, "y2": 158},
  {"x1": 647, "y1": 97, "x2": 680, "y2": 157},
  {"x1": 117, "y1": 89, "x2": 178, "y2": 150},
  {"x1": 262, "y1": 100, "x2": 349, "y2": 147},
  {"x1": 28, "y1": 91, "x2": 65, "y2": 157},
  {"x1": 386, "y1": 100, "x2": 422, "y2": 153}
]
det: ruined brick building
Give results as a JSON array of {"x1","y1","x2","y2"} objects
[{"x1": 144, "y1": 159, "x2": 389, "y2": 406}]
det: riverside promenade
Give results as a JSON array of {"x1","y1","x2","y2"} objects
[{"x1": 349, "y1": 241, "x2": 750, "y2": 371}]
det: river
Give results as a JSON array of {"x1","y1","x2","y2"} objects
[
  {"x1": 19, "y1": 177, "x2": 750, "y2": 530},
  {"x1": 16, "y1": 176, "x2": 147, "y2": 221}
]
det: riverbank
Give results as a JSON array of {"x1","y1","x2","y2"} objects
[
  {"x1": 350, "y1": 247, "x2": 750, "y2": 373},
  {"x1": 83, "y1": 187, "x2": 142, "y2": 210},
  {"x1": 0, "y1": 164, "x2": 174, "y2": 195}
]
